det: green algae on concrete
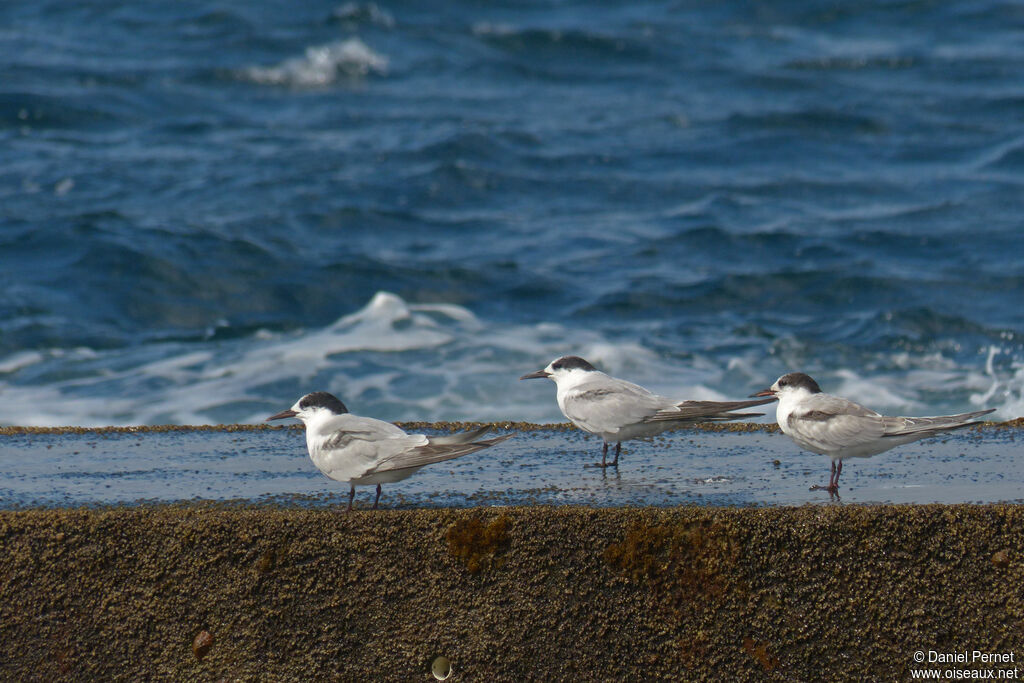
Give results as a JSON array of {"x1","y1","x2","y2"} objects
[{"x1": 1, "y1": 504, "x2": 1022, "y2": 681}]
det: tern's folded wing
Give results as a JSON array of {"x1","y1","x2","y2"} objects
[
  {"x1": 427, "y1": 425, "x2": 493, "y2": 445},
  {"x1": 645, "y1": 398, "x2": 775, "y2": 423},
  {"x1": 313, "y1": 414, "x2": 424, "y2": 481},
  {"x1": 320, "y1": 413, "x2": 410, "y2": 444},
  {"x1": 561, "y1": 378, "x2": 669, "y2": 433},
  {"x1": 316, "y1": 432, "x2": 428, "y2": 482},
  {"x1": 785, "y1": 394, "x2": 886, "y2": 452},
  {"x1": 367, "y1": 433, "x2": 515, "y2": 474},
  {"x1": 880, "y1": 409, "x2": 995, "y2": 437}
]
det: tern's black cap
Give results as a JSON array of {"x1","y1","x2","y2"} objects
[
  {"x1": 298, "y1": 391, "x2": 349, "y2": 414},
  {"x1": 777, "y1": 372, "x2": 822, "y2": 394},
  {"x1": 551, "y1": 356, "x2": 597, "y2": 372}
]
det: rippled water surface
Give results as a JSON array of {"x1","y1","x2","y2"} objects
[{"x1": 1, "y1": 1, "x2": 1023, "y2": 428}]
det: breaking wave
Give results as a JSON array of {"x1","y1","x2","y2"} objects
[
  {"x1": 1, "y1": 291, "x2": 1020, "y2": 428},
  {"x1": 241, "y1": 38, "x2": 387, "y2": 87}
]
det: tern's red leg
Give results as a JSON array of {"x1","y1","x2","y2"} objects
[
  {"x1": 830, "y1": 460, "x2": 842, "y2": 493},
  {"x1": 611, "y1": 442, "x2": 621, "y2": 467},
  {"x1": 811, "y1": 460, "x2": 840, "y2": 493},
  {"x1": 372, "y1": 484, "x2": 382, "y2": 510},
  {"x1": 346, "y1": 485, "x2": 355, "y2": 512}
]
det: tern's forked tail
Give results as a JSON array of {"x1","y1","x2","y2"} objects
[
  {"x1": 881, "y1": 408, "x2": 996, "y2": 437},
  {"x1": 644, "y1": 397, "x2": 776, "y2": 424}
]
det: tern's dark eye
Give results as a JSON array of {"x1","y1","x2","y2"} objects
[
  {"x1": 779, "y1": 378, "x2": 788, "y2": 387},
  {"x1": 552, "y1": 361, "x2": 563, "y2": 370}
]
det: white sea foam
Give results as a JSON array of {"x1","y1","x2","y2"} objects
[
  {"x1": 0, "y1": 351, "x2": 44, "y2": 374},
  {"x1": 243, "y1": 38, "x2": 387, "y2": 87},
  {"x1": 970, "y1": 346, "x2": 1024, "y2": 420},
  {"x1": 831, "y1": 368, "x2": 924, "y2": 412},
  {"x1": 0, "y1": 292, "x2": 738, "y2": 426},
  {"x1": 331, "y1": 2, "x2": 395, "y2": 28},
  {"x1": 0, "y1": 292, "x2": 1021, "y2": 427}
]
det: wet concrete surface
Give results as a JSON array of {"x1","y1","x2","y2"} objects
[{"x1": 0, "y1": 422, "x2": 1021, "y2": 508}]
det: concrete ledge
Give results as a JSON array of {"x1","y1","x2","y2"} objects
[{"x1": 1, "y1": 505, "x2": 1022, "y2": 680}]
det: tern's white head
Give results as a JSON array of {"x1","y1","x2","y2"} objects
[
  {"x1": 752, "y1": 372, "x2": 822, "y2": 403},
  {"x1": 266, "y1": 391, "x2": 349, "y2": 424},
  {"x1": 519, "y1": 355, "x2": 599, "y2": 385}
]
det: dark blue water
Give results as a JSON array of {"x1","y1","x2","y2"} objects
[{"x1": 2, "y1": 1, "x2": 1023, "y2": 426}]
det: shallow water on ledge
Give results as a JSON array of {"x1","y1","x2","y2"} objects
[{"x1": 0, "y1": 426, "x2": 1020, "y2": 509}]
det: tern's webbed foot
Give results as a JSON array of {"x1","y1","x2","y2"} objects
[{"x1": 586, "y1": 461, "x2": 618, "y2": 469}]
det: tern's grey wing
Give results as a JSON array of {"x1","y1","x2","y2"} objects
[
  {"x1": 426, "y1": 425, "x2": 493, "y2": 445},
  {"x1": 314, "y1": 414, "x2": 426, "y2": 482},
  {"x1": 367, "y1": 433, "x2": 515, "y2": 474},
  {"x1": 880, "y1": 409, "x2": 995, "y2": 437},
  {"x1": 645, "y1": 398, "x2": 775, "y2": 424},
  {"x1": 320, "y1": 413, "x2": 409, "y2": 447},
  {"x1": 561, "y1": 377, "x2": 672, "y2": 434},
  {"x1": 785, "y1": 394, "x2": 887, "y2": 453}
]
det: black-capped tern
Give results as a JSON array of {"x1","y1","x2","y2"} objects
[
  {"x1": 267, "y1": 391, "x2": 514, "y2": 511},
  {"x1": 752, "y1": 372, "x2": 995, "y2": 495},
  {"x1": 520, "y1": 355, "x2": 774, "y2": 467}
]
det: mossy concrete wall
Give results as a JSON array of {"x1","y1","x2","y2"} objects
[{"x1": 1, "y1": 505, "x2": 1022, "y2": 681}]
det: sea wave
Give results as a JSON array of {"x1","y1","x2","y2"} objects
[
  {"x1": 971, "y1": 346, "x2": 1024, "y2": 419},
  {"x1": 329, "y1": 2, "x2": 395, "y2": 29},
  {"x1": 0, "y1": 291, "x2": 1020, "y2": 427},
  {"x1": 241, "y1": 38, "x2": 388, "y2": 87},
  {"x1": 0, "y1": 292, "x2": 742, "y2": 427}
]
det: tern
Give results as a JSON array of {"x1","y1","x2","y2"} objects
[
  {"x1": 267, "y1": 391, "x2": 514, "y2": 511},
  {"x1": 752, "y1": 372, "x2": 995, "y2": 494},
  {"x1": 520, "y1": 355, "x2": 775, "y2": 467}
]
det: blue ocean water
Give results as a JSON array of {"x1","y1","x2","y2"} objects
[{"x1": 1, "y1": 0, "x2": 1023, "y2": 427}]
